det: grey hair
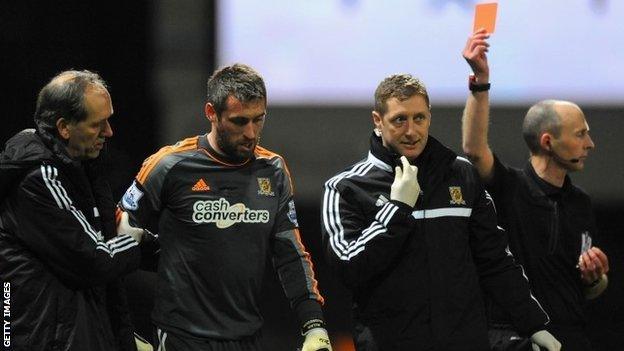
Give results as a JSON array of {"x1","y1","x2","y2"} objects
[
  {"x1": 33, "y1": 70, "x2": 108, "y2": 134},
  {"x1": 522, "y1": 100, "x2": 563, "y2": 155}
]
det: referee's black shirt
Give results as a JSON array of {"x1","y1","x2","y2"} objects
[{"x1": 486, "y1": 155, "x2": 598, "y2": 328}]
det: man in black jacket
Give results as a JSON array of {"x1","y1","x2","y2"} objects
[
  {"x1": 0, "y1": 70, "x2": 144, "y2": 351},
  {"x1": 462, "y1": 30, "x2": 609, "y2": 351},
  {"x1": 321, "y1": 58, "x2": 561, "y2": 350}
]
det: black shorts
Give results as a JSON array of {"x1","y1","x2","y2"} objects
[{"x1": 156, "y1": 328, "x2": 263, "y2": 351}]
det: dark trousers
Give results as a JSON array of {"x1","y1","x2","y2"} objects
[
  {"x1": 488, "y1": 324, "x2": 594, "y2": 351},
  {"x1": 155, "y1": 327, "x2": 263, "y2": 351},
  {"x1": 488, "y1": 327, "x2": 533, "y2": 351}
]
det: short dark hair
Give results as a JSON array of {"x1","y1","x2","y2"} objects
[
  {"x1": 206, "y1": 63, "x2": 267, "y2": 116},
  {"x1": 374, "y1": 73, "x2": 430, "y2": 115},
  {"x1": 34, "y1": 70, "x2": 108, "y2": 133},
  {"x1": 522, "y1": 100, "x2": 563, "y2": 155}
]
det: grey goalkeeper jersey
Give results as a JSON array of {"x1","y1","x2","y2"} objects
[{"x1": 119, "y1": 135, "x2": 323, "y2": 339}]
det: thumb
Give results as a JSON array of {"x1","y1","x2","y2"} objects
[
  {"x1": 120, "y1": 211, "x2": 129, "y2": 224},
  {"x1": 531, "y1": 343, "x2": 540, "y2": 351}
]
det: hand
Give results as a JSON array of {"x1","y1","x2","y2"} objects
[
  {"x1": 462, "y1": 28, "x2": 491, "y2": 83},
  {"x1": 530, "y1": 330, "x2": 561, "y2": 351},
  {"x1": 390, "y1": 156, "x2": 420, "y2": 207},
  {"x1": 134, "y1": 332, "x2": 153, "y2": 351},
  {"x1": 579, "y1": 247, "x2": 609, "y2": 284},
  {"x1": 117, "y1": 211, "x2": 144, "y2": 243},
  {"x1": 301, "y1": 328, "x2": 332, "y2": 351}
]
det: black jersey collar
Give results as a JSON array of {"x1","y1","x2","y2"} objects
[
  {"x1": 524, "y1": 161, "x2": 572, "y2": 198},
  {"x1": 198, "y1": 134, "x2": 254, "y2": 167}
]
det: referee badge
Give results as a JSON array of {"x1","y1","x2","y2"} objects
[
  {"x1": 257, "y1": 177, "x2": 275, "y2": 196},
  {"x1": 449, "y1": 186, "x2": 466, "y2": 205}
]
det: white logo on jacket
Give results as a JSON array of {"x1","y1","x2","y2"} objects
[{"x1": 192, "y1": 198, "x2": 270, "y2": 228}]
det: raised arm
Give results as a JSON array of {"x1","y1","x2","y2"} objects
[{"x1": 461, "y1": 29, "x2": 495, "y2": 181}]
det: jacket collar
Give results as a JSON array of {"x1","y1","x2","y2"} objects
[
  {"x1": 368, "y1": 132, "x2": 457, "y2": 198},
  {"x1": 523, "y1": 161, "x2": 572, "y2": 199},
  {"x1": 368, "y1": 132, "x2": 456, "y2": 172}
]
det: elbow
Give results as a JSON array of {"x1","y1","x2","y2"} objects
[{"x1": 462, "y1": 144, "x2": 482, "y2": 163}]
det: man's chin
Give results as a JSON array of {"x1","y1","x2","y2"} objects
[
  {"x1": 86, "y1": 150, "x2": 101, "y2": 160},
  {"x1": 398, "y1": 147, "x2": 423, "y2": 161}
]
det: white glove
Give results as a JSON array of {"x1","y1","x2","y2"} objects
[
  {"x1": 134, "y1": 332, "x2": 153, "y2": 351},
  {"x1": 530, "y1": 330, "x2": 561, "y2": 351},
  {"x1": 301, "y1": 327, "x2": 332, "y2": 351},
  {"x1": 390, "y1": 156, "x2": 420, "y2": 207},
  {"x1": 117, "y1": 211, "x2": 144, "y2": 243}
]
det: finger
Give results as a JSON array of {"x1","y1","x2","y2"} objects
[
  {"x1": 400, "y1": 156, "x2": 410, "y2": 170},
  {"x1": 400, "y1": 156, "x2": 411, "y2": 178},
  {"x1": 470, "y1": 39, "x2": 491, "y2": 50},
  {"x1": 468, "y1": 41, "x2": 490, "y2": 56},
  {"x1": 395, "y1": 166, "x2": 402, "y2": 180},
  {"x1": 121, "y1": 211, "x2": 129, "y2": 224},
  {"x1": 592, "y1": 247, "x2": 610, "y2": 272},
  {"x1": 582, "y1": 252, "x2": 595, "y2": 270},
  {"x1": 473, "y1": 28, "x2": 489, "y2": 36},
  {"x1": 587, "y1": 250, "x2": 604, "y2": 274},
  {"x1": 577, "y1": 254, "x2": 585, "y2": 271}
]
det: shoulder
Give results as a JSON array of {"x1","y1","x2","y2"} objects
[
  {"x1": 324, "y1": 156, "x2": 379, "y2": 193},
  {"x1": 450, "y1": 156, "x2": 481, "y2": 184},
  {"x1": 136, "y1": 136, "x2": 200, "y2": 185},
  {"x1": 254, "y1": 145, "x2": 288, "y2": 170}
]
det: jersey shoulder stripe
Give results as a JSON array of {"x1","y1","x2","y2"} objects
[
  {"x1": 254, "y1": 145, "x2": 282, "y2": 161},
  {"x1": 136, "y1": 136, "x2": 199, "y2": 185},
  {"x1": 254, "y1": 146, "x2": 294, "y2": 193}
]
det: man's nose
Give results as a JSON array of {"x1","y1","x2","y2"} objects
[
  {"x1": 102, "y1": 120, "x2": 113, "y2": 138},
  {"x1": 405, "y1": 120, "x2": 418, "y2": 136},
  {"x1": 586, "y1": 134, "x2": 595, "y2": 150},
  {"x1": 242, "y1": 122, "x2": 256, "y2": 139}
]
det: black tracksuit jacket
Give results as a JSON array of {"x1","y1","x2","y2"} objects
[
  {"x1": 321, "y1": 134, "x2": 549, "y2": 351},
  {"x1": 0, "y1": 129, "x2": 139, "y2": 351}
]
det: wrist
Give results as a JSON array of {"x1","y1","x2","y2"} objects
[
  {"x1": 301, "y1": 319, "x2": 325, "y2": 336},
  {"x1": 584, "y1": 273, "x2": 606, "y2": 287},
  {"x1": 473, "y1": 73, "x2": 489, "y2": 84},
  {"x1": 469, "y1": 74, "x2": 490, "y2": 92}
]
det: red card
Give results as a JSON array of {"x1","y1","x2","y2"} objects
[{"x1": 473, "y1": 3, "x2": 498, "y2": 34}]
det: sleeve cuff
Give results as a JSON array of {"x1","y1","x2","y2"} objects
[{"x1": 294, "y1": 299, "x2": 324, "y2": 331}]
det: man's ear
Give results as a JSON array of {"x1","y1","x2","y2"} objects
[
  {"x1": 372, "y1": 111, "x2": 383, "y2": 130},
  {"x1": 540, "y1": 133, "x2": 553, "y2": 152},
  {"x1": 56, "y1": 118, "x2": 71, "y2": 140},
  {"x1": 205, "y1": 103, "x2": 217, "y2": 123}
]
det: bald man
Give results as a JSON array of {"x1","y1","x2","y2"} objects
[
  {"x1": 461, "y1": 30, "x2": 608, "y2": 351},
  {"x1": 0, "y1": 70, "x2": 144, "y2": 351}
]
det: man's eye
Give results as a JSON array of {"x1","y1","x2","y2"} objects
[
  {"x1": 393, "y1": 116, "x2": 406, "y2": 123},
  {"x1": 232, "y1": 119, "x2": 248, "y2": 126}
]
